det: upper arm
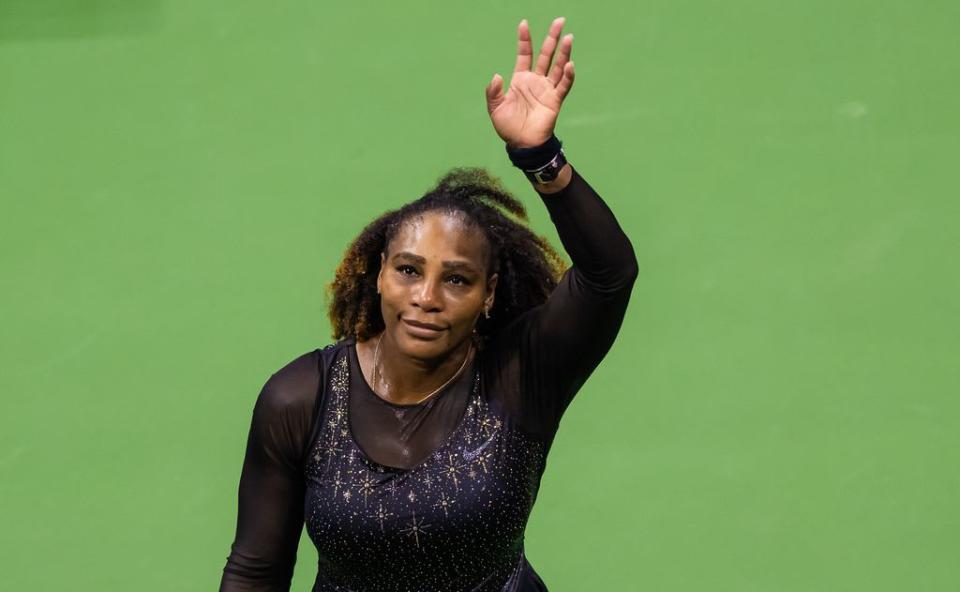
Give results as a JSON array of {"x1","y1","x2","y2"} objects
[
  {"x1": 489, "y1": 264, "x2": 637, "y2": 437},
  {"x1": 219, "y1": 352, "x2": 321, "y2": 591}
]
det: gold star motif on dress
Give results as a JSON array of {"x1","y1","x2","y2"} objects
[
  {"x1": 357, "y1": 474, "x2": 376, "y2": 506},
  {"x1": 442, "y1": 452, "x2": 464, "y2": 491},
  {"x1": 475, "y1": 450, "x2": 493, "y2": 474},
  {"x1": 433, "y1": 492, "x2": 455, "y2": 518},
  {"x1": 479, "y1": 416, "x2": 495, "y2": 436},
  {"x1": 331, "y1": 470, "x2": 345, "y2": 498},
  {"x1": 370, "y1": 502, "x2": 394, "y2": 533},
  {"x1": 399, "y1": 511, "x2": 431, "y2": 549}
]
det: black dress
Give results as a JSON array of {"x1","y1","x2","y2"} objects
[{"x1": 220, "y1": 166, "x2": 639, "y2": 591}]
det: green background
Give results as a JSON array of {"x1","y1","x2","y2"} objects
[{"x1": 1, "y1": 1, "x2": 958, "y2": 590}]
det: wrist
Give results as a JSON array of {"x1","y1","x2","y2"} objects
[
  {"x1": 531, "y1": 163, "x2": 572, "y2": 194},
  {"x1": 505, "y1": 134, "x2": 568, "y2": 187}
]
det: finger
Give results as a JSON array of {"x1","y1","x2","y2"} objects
[
  {"x1": 485, "y1": 73, "x2": 505, "y2": 112},
  {"x1": 513, "y1": 19, "x2": 533, "y2": 73},
  {"x1": 547, "y1": 34, "x2": 573, "y2": 87},
  {"x1": 556, "y1": 61, "x2": 575, "y2": 101},
  {"x1": 534, "y1": 16, "x2": 566, "y2": 76}
]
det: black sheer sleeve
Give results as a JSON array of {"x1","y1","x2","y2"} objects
[
  {"x1": 487, "y1": 165, "x2": 639, "y2": 438},
  {"x1": 219, "y1": 351, "x2": 321, "y2": 592}
]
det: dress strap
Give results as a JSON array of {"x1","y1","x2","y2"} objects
[{"x1": 300, "y1": 339, "x2": 352, "y2": 471}]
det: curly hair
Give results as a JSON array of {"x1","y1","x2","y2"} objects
[{"x1": 327, "y1": 167, "x2": 567, "y2": 343}]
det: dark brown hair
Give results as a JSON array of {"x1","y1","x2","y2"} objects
[{"x1": 327, "y1": 167, "x2": 567, "y2": 342}]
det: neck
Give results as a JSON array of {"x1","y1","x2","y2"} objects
[{"x1": 374, "y1": 333, "x2": 473, "y2": 405}]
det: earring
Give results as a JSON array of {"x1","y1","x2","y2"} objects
[{"x1": 483, "y1": 305, "x2": 491, "y2": 319}]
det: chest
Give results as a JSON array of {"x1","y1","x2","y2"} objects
[{"x1": 302, "y1": 351, "x2": 547, "y2": 590}]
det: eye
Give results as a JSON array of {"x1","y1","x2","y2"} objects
[
  {"x1": 447, "y1": 274, "x2": 470, "y2": 286},
  {"x1": 396, "y1": 264, "x2": 418, "y2": 276}
]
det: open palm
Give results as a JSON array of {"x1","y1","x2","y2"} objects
[{"x1": 485, "y1": 17, "x2": 575, "y2": 149}]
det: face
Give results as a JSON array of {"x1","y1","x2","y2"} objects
[{"x1": 377, "y1": 211, "x2": 498, "y2": 362}]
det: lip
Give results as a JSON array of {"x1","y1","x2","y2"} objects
[{"x1": 401, "y1": 318, "x2": 447, "y2": 337}]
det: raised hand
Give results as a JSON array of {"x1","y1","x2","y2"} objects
[{"x1": 485, "y1": 17, "x2": 575, "y2": 149}]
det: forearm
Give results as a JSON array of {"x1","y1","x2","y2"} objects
[
  {"x1": 516, "y1": 162, "x2": 638, "y2": 428},
  {"x1": 536, "y1": 163, "x2": 639, "y2": 289}
]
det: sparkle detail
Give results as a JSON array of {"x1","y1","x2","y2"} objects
[
  {"x1": 399, "y1": 511, "x2": 431, "y2": 549},
  {"x1": 303, "y1": 347, "x2": 549, "y2": 591}
]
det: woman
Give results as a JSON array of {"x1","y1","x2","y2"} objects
[{"x1": 220, "y1": 16, "x2": 638, "y2": 592}]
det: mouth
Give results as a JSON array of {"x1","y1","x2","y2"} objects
[{"x1": 401, "y1": 318, "x2": 447, "y2": 337}]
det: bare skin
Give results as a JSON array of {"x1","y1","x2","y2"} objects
[
  {"x1": 356, "y1": 213, "x2": 496, "y2": 405},
  {"x1": 357, "y1": 16, "x2": 578, "y2": 404}
]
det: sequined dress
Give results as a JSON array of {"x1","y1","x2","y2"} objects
[
  {"x1": 305, "y1": 341, "x2": 548, "y2": 591},
  {"x1": 220, "y1": 167, "x2": 639, "y2": 591}
]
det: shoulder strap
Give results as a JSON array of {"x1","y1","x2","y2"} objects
[{"x1": 300, "y1": 339, "x2": 352, "y2": 469}]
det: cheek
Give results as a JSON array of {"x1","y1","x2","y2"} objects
[
  {"x1": 451, "y1": 296, "x2": 484, "y2": 325},
  {"x1": 378, "y1": 282, "x2": 405, "y2": 314}
]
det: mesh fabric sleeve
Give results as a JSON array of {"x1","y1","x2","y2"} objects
[
  {"x1": 488, "y1": 165, "x2": 639, "y2": 438},
  {"x1": 219, "y1": 352, "x2": 321, "y2": 592}
]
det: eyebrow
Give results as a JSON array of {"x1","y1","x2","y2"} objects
[{"x1": 392, "y1": 251, "x2": 480, "y2": 274}]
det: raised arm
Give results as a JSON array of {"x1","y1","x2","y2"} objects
[
  {"x1": 485, "y1": 18, "x2": 639, "y2": 437},
  {"x1": 524, "y1": 164, "x2": 638, "y2": 428},
  {"x1": 219, "y1": 353, "x2": 320, "y2": 591}
]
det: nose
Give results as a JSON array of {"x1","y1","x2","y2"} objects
[{"x1": 413, "y1": 277, "x2": 443, "y2": 311}]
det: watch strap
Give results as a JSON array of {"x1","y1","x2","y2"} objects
[{"x1": 505, "y1": 135, "x2": 567, "y2": 185}]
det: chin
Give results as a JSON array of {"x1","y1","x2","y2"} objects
[{"x1": 399, "y1": 337, "x2": 450, "y2": 360}]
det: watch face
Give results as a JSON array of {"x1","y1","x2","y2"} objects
[{"x1": 528, "y1": 151, "x2": 567, "y2": 184}]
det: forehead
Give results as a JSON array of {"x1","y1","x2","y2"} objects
[{"x1": 388, "y1": 211, "x2": 489, "y2": 264}]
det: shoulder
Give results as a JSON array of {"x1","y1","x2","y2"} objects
[
  {"x1": 267, "y1": 349, "x2": 321, "y2": 390},
  {"x1": 255, "y1": 342, "x2": 348, "y2": 416}
]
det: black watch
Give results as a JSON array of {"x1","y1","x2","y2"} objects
[
  {"x1": 523, "y1": 149, "x2": 567, "y2": 185},
  {"x1": 505, "y1": 135, "x2": 567, "y2": 185}
]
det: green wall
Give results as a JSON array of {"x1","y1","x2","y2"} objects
[{"x1": 1, "y1": 1, "x2": 958, "y2": 590}]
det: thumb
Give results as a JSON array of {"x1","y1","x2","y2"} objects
[{"x1": 485, "y1": 73, "x2": 504, "y2": 111}]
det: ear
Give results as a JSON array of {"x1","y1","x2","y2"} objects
[{"x1": 485, "y1": 272, "x2": 498, "y2": 308}]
